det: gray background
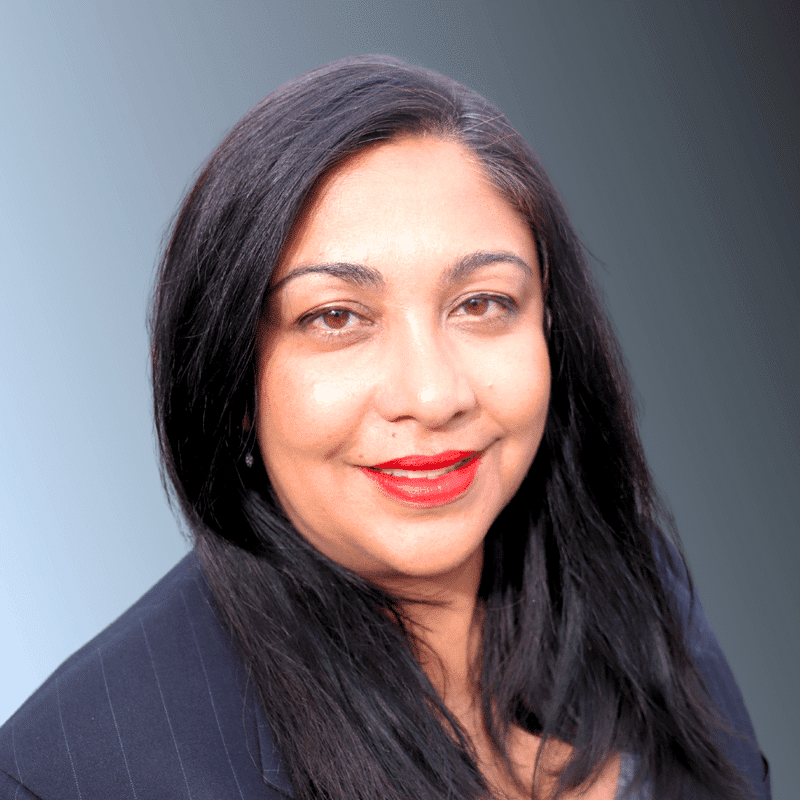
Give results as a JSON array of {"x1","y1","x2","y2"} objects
[{"x1": 1, "y1": 0, "x2": 797, "y2": 795}]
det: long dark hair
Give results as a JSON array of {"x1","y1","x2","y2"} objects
[{"x1": 151, "y1": 55, "x2": 750, "y2": 799}]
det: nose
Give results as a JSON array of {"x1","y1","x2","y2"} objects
[{"x1": 374, "y1": 322, "x2": 477, "y2": 429}]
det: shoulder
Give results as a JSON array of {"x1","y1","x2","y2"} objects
[
  {"x1": 653, "y1": 536, "x2": 771, "y2": 799},
  {"x1": 0, "y1": 553, "x2": 291, "y2": 800}
]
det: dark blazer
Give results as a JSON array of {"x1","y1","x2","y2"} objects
[{"x1": 0, "y1": 551, "x2": 770, "y2": 799}]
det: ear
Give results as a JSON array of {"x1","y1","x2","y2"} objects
[{"x1": 242, "y1": 407, "x2": 252, "y2": 432}]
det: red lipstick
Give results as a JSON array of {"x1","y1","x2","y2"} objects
[
  {"x1": 371, "y1": 451, "x2": 476, "y2": 471},
  {"x1": 360, "y1": 450, "x2": 481, "y2": 508}
]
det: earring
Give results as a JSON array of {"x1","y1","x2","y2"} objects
[{"x1": 244, "y1": 453, "x2": 254, "y2": 468}]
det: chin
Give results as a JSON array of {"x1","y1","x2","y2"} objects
[{"x1": 356, "y1": 525, "x2": 488, "y2": 589}]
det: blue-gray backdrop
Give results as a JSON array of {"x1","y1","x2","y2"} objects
[{"x1": 1, "y1": 0, "x2": 797, "y2": 795}]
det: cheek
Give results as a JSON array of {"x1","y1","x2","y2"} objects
[
  {"x1": 257, "y1": 351, "x2": 372, "y2": 457},
  {"x1": 477, "y1": 337, "x2": 551, "y2": 432},
  {"x1": 489, "y1": 344, "x2": 550, "y2": 495}
]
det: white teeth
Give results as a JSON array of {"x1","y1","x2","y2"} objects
[{"x1": 373, "y1": 458, "x2": 470, "y2": 479}]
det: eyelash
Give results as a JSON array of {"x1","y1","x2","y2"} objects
[
  {"x1": 451, "y1": 294, "x2": 516, "y2": 318},
  {"x1": 299, "y1": 294, "x2": 517, "y2": 337},
  {"x1": 298, "y1": 307, "x2": 371, "y2": 335}
]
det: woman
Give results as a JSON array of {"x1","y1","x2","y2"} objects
[{"x1": 0, "y1": 56, "x2": 768, "y2": 800}]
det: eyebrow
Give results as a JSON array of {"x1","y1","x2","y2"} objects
[
  {"x1": 269, "y1": 250, "x2": 533, "y2": 294},
  {"x1": 268, "y1": 262, "x2": 384, "y2": 294},
  {"x1": 439, "y1": 251, "x2": 533, "y2": 286}
]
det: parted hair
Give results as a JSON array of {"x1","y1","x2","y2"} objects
[{"x1": 151, "y1": 55, "x2": 750, "y2": 799}]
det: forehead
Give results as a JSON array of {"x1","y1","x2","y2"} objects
[{"x1": 273, "y1": 136, "x2": 537, "y2": 283}]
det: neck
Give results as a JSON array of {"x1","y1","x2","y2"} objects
[{"x1": 385, "y1": 545, "x2": 484, "y2": 712}]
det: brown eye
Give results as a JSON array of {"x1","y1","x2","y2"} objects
[
  {"x1": 320, "y1": 309, "x2": 351, "y2": 329},
  {"x1": 452, "y1": 295, "x2": 516, "y2": 322},
  {"x1": 463, "y1": 297, "x2": 490, "y2": 316},
  {"x1": 301, "y1": 306, "x2": 371, "y2": 338}
]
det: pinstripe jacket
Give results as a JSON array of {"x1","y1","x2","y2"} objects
[{"x1": 0, "y1": 550, "x2": 770, "y2": 799}]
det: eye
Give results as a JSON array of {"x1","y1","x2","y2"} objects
[
  {"x1": 461, "y1": 297, "x2": 491, "y2": 316},
  {"x1": 317, "y1": 309, "x2": 353, "y2": 330},
  {"x1": 299, "y1": 305, "x2": 371, "y2": 337},
  {"x1": 452, "y1": 294, "x2": 515, "y2": 319}
]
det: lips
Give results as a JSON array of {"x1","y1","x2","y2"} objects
[
  {"x1": 360, "y1": 450, "x2": 482, "y2": 507},
  {"x1": 371, "y1": 450, "x2": 476, "y2": 471}
]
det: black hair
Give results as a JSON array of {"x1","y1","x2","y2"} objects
[{"x1": 151, "y1": 55, "x2": 751, "y2": 799}]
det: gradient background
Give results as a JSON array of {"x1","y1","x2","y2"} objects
[{"x1": 1, "y1": 0, "x2": 797, "y2": 795}]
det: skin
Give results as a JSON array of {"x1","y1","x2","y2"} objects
[{"x1": 255, "y1": 137, "x2": 617, "y2": 798}]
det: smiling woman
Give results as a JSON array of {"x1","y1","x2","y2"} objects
[
  {"x1": 256, "y1": 138, "x2": 549, "y2": 586},
  {"x1": 0, "y1": 56, "x2": 769, "y2": 800}
]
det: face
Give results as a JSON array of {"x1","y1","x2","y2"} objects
[{"x1": 256, "y1": 137, "x2": 550, "y2": 591}]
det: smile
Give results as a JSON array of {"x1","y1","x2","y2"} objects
[{"x1": 360, "y1": 451, "x2": 482, "y2": 508}]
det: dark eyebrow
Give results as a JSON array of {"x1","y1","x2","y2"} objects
[
  {"x1": 268, "y1": 262, "x2": 384, "y2": 294},
  {"x1": 440, "y1": 251, "x2": 533, "y2": 286},
  {"x1": 268, "y1": 250, "x2": 532, "y2": 295}
]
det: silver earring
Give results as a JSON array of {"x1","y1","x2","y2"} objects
[{"x1": 244, "y1": 453, "x2": 254, "y2": 468}]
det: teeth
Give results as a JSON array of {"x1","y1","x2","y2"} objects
[{"x1": 373, "y1": 458, "x2": 470, "y2": 479}]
